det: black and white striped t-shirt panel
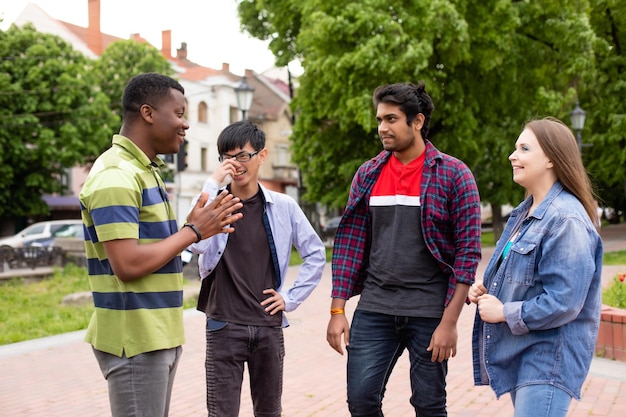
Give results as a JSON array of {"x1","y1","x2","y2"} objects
[{"x1": 359, "y1": 155, "x2": 447, "y2": 318}]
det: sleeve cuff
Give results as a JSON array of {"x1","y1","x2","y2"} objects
[
  {"x1": 504, "y1": 301, "x2": 529, "y2": 335},
  {"x1": 202, "y1": 178, "x2": 220, "y2": 195}
]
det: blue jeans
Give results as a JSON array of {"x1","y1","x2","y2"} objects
[
  {"x1": 93, "y1": 346, "x2": 182, "y2": 417},
  {"x1": 510, "y1": 384, "x2": 572, "y2": 417},
  {"x1": 205, "y1": 321, "x2": 284, "y2": 417},
  {"x1": 347, "y1": 310, "x2": 447, "y2": 417}
]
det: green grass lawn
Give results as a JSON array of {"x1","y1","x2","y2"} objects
[
  {"x1": 603, "y1": 250, "x2": 626, "y2": 265},
  {"x1": 0, "y1": 264, "x2": 93, "y2": 345},
  {"x1": 481, "y1": 231, "x2": 496, "y2": 247},
  {"x1": 2, "y1": 244, "x2": 625, "y2": 346},
  {"x1": 289, "y1": 247, "x2": 333, "y2": 265},
  {"x1": 0, "y1": 263, "x2": 199, "y2": 345}
]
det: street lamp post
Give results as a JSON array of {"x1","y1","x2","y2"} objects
[
  {"x1": 234, "y1": 75, "x2": 255, "y2": 120},
  {"x1": 570, "y1": 101, "x2": 586, "y2": 153}
]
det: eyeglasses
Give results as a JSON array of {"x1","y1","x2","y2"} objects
[{"x1": 218, "y1": 150, "x2": 259, "y2": 163}]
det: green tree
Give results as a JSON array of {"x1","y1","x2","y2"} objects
[
  {"x1": 0, "y1": 23, "x2": 115, "y2": 222},
  {"x1": 583, "y1": 0, "x2": 626, "y2": 221},
  {"x1": 239, "y1": 0, "x2": 302, "y2": 67},
  {"x1": 92, "y1": 39, "x2": 175, "y2": 133},
  {"x1": 239, "y1": 1, "x2": 597, "y2": 236},
  {"x1": 457, "y1": 1, "x2": 597, "y2": 236}
]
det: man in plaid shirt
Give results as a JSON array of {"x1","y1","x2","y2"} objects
[{"x1": 326, "y1": 82, "x2": 482, "y2": 417}]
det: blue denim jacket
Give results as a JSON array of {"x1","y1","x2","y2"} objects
[{"x1": 472, "y1": 182, "x2": 603, "y2": 399}]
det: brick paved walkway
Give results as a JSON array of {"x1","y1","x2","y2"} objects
[{"x1": 1, "y1": 224, "x2": 625, "y2": 416}]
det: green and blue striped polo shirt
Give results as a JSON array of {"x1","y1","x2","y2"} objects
[{"x1": 80, "y1": 135, "x2": 184, "y2": 358}]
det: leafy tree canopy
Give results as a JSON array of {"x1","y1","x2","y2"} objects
[
  {"x1": 0, "y1": 29, "x2": 178, "y2": 224},
  {"x1": 583, "y1": 0, "x2": 626, "y2": 216},
  {"x1": 0, "y1": 23, "x2": 116, "y2": 220},
  {"x1": 239, "y1": 0, "x2": 597, "y2": 226}
]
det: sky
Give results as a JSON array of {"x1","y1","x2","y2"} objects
[{"x1": 0, "y1": 0, "x2": 294, "y2": 76}]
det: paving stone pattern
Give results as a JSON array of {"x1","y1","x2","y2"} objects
[{"x1": 1, "y1": 224, "x2": 626, "y2": 416}]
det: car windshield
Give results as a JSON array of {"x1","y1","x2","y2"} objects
[
  {"x1": 54, "y1": 224, "x2": 82, "y2": 238},
  {"x1": 23, "y1": 224, "x2": 45, "y2": 237}
]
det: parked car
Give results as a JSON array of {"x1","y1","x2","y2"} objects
[
  {"x1": 602, "y1": 206, "x2": 623, "y2": 224},
  {"x1": 321, "y1": 216, "x2": 342, "y2": 241},
  {"x1": 0, "y1": 220, "x2": 83, "y2": 249},
  {"x1": 20, "y1": 222, "x2": 194, "y2": 268},
  {"x1": 181, "y1": 248, "x2": 194, "y2": 267},
  {"x1": 25, "y1": 222, "x2": 85, "y2": 248}
]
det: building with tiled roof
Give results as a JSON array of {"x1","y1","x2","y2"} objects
[{"x1": 12, "y1": 0, "x2": 298, "y2": 225}]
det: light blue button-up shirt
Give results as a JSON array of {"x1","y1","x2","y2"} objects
[
  {"x1": 188, "y1": 180, "x2": 326, "y2": 327},
  {"x1": 472, "y1": 181, "x2": 603, "y2": 399}
]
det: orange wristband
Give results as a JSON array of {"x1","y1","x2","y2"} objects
[{"x1": 330, "y1": 308, "x2": 345, "y2": 315}]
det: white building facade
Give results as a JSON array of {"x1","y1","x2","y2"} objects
[{"x1": 13, "y1": 1, "x2": 298, "y2": 226}]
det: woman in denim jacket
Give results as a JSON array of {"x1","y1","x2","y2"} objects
[{"x1": 469, "y1": 117, "x2": 603, "y2": 417}]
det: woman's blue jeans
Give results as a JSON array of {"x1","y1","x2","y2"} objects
[
  {"x1": 347, "y1": 310, "x2": 447, "y2": 417},
  {"x1": 510, "y1": 384, "x2": 572, "y2": 417}
]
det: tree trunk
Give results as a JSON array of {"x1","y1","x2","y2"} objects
[{"x1": 491, "y1": 203, "x2": 505, "y2": 241}]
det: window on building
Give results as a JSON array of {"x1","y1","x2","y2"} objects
[
  {"x1": 198, "y1": 101, "x2": 208, "y2": 123},
  {"x1": 60, "y1": 169, "x2": 70, "y2": 190},
  {"x1": 201, "y1": 147, "x2": 208, "y2": 172},
  {"x1": 274, "y1": 143, "x2": 290, "y2": 166}
]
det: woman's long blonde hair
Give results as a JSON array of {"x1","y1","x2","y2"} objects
[{"x1": 525, "y1": 117, "x2": 598, "y2": 225}]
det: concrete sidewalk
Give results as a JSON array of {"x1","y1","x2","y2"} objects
[{"x1": 1, "y1": 223, "x2": 625, "y2": 416}]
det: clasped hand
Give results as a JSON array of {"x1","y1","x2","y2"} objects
[
  {"x1": 186, "y1": 190, "x2": 243, "y2": 238},
  {"x1": 470, "y1": 281, "x2": 505, "y2": 323}
]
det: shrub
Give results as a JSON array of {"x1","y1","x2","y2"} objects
[{"x1": 602, "y1": 273, "x2": 626, "y2": 309}]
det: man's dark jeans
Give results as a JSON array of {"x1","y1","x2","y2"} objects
[
  {"x1": 347, "y1": 310, "x2": 448, "y2": 417},
  {"x1": 205, "y1": 321, "x2": 284, "y2": 417}
]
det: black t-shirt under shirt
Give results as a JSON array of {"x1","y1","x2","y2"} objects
[
  {"x1": 358, "y1": 153, "x2": 447, "y2": 318},
  {"x1": 208, "y1": 189, "x2": 282, "y2": 327}
]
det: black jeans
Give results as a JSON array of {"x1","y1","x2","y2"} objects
[
  {"x1": 347, "y1": 310, "x2": 448, "y2": 417},
  {"x1": 205, "y1": 321, "x2": 284, "y2": 417}
]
